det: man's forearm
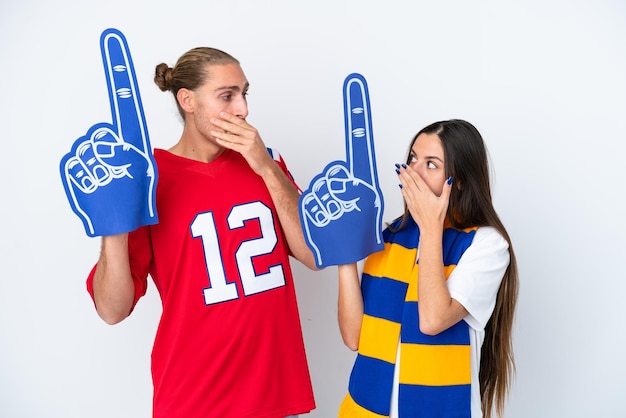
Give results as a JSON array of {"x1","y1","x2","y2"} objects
[
  {"x1": 93, "y1": 234, "x2": 135, "y2": 324},
  {"x1": 261, "y1": 162, "x2": 318, "y2": 270}
]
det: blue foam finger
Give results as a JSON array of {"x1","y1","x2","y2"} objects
[
  {"x1": 60, "y1": 28, "x2": 158, "y2": 237},
  {"x1": 299, "y1": 73, "x2": 384, "y2": 268}
]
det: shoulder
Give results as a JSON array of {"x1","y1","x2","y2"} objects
[
  {"x1": 266, "y1": 147, "x2": 289, "y2": 171},
  {"x1": 266, "y1": 147, "x2": 283, "y2": 163},
  {"x1": 472, "y1": 227, "x2": 509, "y2": 252},
  {"x1": 455, "y1": 227, "x2": 510, "y2": 272},
  {"x1": 266, "y1": 147, "x2": 299, "y2": 187}
]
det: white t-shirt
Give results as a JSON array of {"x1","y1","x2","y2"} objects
[{"x1": 389, "y1": 226, "x2": 510, "y2": 418}]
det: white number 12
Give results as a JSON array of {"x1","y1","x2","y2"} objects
[{"x1": 190, "y1": 201, "x2": 286, "y2": 305}]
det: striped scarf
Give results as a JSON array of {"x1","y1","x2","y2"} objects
[{"x1": 339, "y1": 217, "x2": 477, "y2": 417}]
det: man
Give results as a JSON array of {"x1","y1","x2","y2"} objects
[{"x1": 88, "y1": 45, "x2": 317, "y2": 418}]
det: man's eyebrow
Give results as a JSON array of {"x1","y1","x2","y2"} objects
[{"x1": 214, "y1": 82, "x2": 250, "y2": 93}]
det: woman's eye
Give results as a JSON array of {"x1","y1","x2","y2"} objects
[
  {"x1": 427, "y1": 161, "x2": 436, "y2": 169},
  {"x1": 409, "y1": 156, "x2": 417, "y2": 163}
]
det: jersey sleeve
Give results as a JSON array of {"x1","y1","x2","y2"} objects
[
  {"x1": 86, "y1": 225, "x2": 153, "y2": 312},
  {"x1": 447, "y1": 227, "x2": 510, "y2": 331},
  {"x1": 267, "y1": 147, "x2": 302, "y2": 193}
]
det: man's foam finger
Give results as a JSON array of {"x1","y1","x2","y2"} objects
[
  {"x1": 302, "y1": 192, "x2": 330, "y2": 227},
  {"x1": 101, "y1": 28, "x2": 150, "y2": 153},
  {"x1": 66, "y1": 155, "x2": 97, "y2": 193},
  {"x1": 76, "y1": 140, "x2": 111, "y2": 186},
  {"x1": 344, "y1": 73, "x2": 377, "y2": 187}
]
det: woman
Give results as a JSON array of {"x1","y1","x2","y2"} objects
[{"x1": 337, "y1": 119, "x2": 518, "y2": 418}]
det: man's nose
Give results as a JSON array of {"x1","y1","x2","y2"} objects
[{"x1": 231, "y1": 95, "x2": 249, "y2": 119}]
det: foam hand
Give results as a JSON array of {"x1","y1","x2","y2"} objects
[
  {"x1": 300, "y1": 74, "x2": 384, "y2": 268},
  {"x1": 60, "y1": 28, "x2": 158, "y2": 237}
]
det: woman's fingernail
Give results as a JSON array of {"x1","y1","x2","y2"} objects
[
  {"x1": 447, "y1": 176, "x2": 454, "y2": 185},
  {"x1": 395, "y1": 163, "x2": 400, "y2": 168},
  {"x1": 401, "y1": 163, "x2": 407, "y2": 169},
  {"x1": 398, "y1": 184, "x2": 403, "y2": 189},
  {"x1": 395, "y1": 169, "x2": 400, "y2": 175}
]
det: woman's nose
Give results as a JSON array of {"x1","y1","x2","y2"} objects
[{"x1": 409, "y1": 160, "x2": 422, "y2": 173}]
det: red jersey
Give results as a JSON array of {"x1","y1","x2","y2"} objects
[{"x1": 88, "y1": 148, "x2": 315, "y2": 418}]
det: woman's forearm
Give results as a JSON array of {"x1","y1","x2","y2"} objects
[{"x1": 338, "y1": 263, "x2": 363, "y2": 350}]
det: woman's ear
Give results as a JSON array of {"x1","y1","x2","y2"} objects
[{"x1": 176, "y1": 88, "x2": 194, "y2": 114}]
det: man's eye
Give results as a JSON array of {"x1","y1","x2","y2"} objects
[
  {"x1": 222, "y1": 94, "x2": 232, "y2": 101},
  {"x1": 243, "y1": 91, "x2": 249, "y2": 98}
]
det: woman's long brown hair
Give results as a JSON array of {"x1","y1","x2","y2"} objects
[{"x1": 391, "y1": 120, "x2": 518, "y2": 418}]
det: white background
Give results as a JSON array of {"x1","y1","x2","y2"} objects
[{"x1": 1, "y1": 1, "x2": 625, "y2": 417}]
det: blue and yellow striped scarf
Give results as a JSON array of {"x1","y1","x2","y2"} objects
[{"x1": 339, "y1": 217, "x2": 477, "y2": 418}]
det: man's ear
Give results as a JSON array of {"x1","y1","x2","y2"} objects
[{"x1": 176, "y1": 88, "x2": 194, "y2": 113}]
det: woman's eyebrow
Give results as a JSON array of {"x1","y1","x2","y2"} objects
[{"x1": 410, "y1": 150, "x2": 444, "y2": 162}]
